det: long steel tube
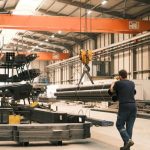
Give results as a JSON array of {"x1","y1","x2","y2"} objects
[
  {"x1": 56, "y1": 96, "x2": 111, "y2": 102},
  {"x1": 55, "y1": 89, "x2": 109, "y2": 97},
  {"x1": 55, "y1": 89, "x2": 113, "y2": 102},
  {"x1": 56, "y1": 84, "x2": 111, "y2": 92}
]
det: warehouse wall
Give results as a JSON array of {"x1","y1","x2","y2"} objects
[
  {"x1": 92, "y1": 33, "x2": 133, "y2": 79},
  {"x1": 97, "y1": 33, "x2": 112, "y2": 48},
  {"x1": 95, "y1": 30, "x2": 150, "y2": 80},
  {"x1": 135, "y1": 15, "x2": 150, "y2": 79},
  {"x1": 112, "y1": 33, "x2": 133, "y2": 79}
]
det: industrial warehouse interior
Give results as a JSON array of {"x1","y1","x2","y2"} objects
[{"x1": 0, "y1": 0, "x2": 150, "y2": 150}]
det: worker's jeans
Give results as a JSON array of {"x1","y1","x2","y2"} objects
[{"x1": 116, "y1": 104, "x2": 137, "y2": 144}]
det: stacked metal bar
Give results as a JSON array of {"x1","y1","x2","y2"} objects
[
  {"x1": 19, "y1": 107, "x2": 86, "y2": 124},
  {"x1": 54, "y1": 84, "x2": 112, "y2": 101},
  {"x1": 13, "y1": 123, "x2": 91, "y2": 144},
  {"x1": 0, "y1": 108, "x2": 13, "y2": 124},
  {"x1": 0, "y1": 123, "x2": 91, "y2": 145},
  {"x1": 86, "y1": 117, "x2": 114, "y2": 126},
  {"x1": 0, "y1": 125, "x2": 14, "y2": 141}
]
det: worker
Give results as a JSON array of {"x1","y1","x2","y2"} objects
[{"x1": 110, "y1": 69, "x2": 137, "y2": 150}]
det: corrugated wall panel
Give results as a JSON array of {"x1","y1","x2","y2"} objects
[
  {"x1": 143, "y1": 46, "x2": 149, "y2": 70},
  {"x1": 124, "y1": 51, "x2": 130, "y2": 73},
  {"x1": 97, "y1": 33, "x2": 111, "y2": 48},
  {"x1": 114, "y1": 54, "x2": 119, "y2": 74},
  {"x1": 101, "y1": 34, "x2": 105, "y2": 48}
]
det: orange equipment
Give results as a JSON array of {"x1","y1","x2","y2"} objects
[{"x1": 0, "y1": 15, "x2": 150, "y2": 33}]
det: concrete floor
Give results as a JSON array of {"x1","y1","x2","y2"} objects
[{"x1": 0, "y1": 102, "x2": 150, "y2": 150}]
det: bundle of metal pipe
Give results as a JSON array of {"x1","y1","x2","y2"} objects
[
  {"x1": 56, "y1": 84, "x2": 111, "y2": 92},
  {"x1": 54, "y1": 84, "x2": 115, "y2": 102},
  {"x1": 56, "y1": 96, "x2": 111, "y2": 101}
]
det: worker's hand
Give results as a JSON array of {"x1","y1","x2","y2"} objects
[
  {"x1": 108, "y1": 89, "x2": 113, "y2": 96},
  {"x1": 114, "y1": 76, "x2": 120, "y2": 80},
  {"x1": 112, "y1": 95, "x2": 118, "y2": 102},
  {"x1": 110, "y1": 81, "x2": 115, "y2": 93},
  {"x1": 134, "y1": 89, "x2": 136, "y2": 95}
]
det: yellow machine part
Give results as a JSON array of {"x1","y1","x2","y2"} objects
[
  {"x1": 80, "y1": 50, "x2": 86, "y2": 64},
  {"x1": 88, "y1": 50, "x2": 93, "y2": 61},
  {"x1": 9, "y1": 115, "x2": 21, "y2": 124},
  {"x1": 30, "y1": 101, "x2": 39, "y2": 108},
  {"x1": 80, "y1": 49, "x2": 93, "y2": 64}
]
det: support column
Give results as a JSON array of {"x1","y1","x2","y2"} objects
[
  {"x1": 110, "y1": 55, "x2": 114, "y2": 76},
  {"x1": 68, "y1": 65, "x2": 73, "y2": 84},
  {"x1": 148, "y1": 45, "x2": 150, "y2": 79},
  {"x1": 53, "y1": 70, "x2": 55, "y2": 84},
  {"x1": 93, "y1": 36, "x2": 97, "y2": 49},
  {"x1": 131, "y1": 48, "x2": 137, "y2": 79},
  {"x1": 110, "y1": 34, "x2": 114, "y2": 76},
  {"x1": 60, "y1": 68, "x2": 63, "y2": 84}
]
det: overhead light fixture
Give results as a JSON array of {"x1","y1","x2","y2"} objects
[
  {"x1": 87, "y1": 10, "x2": 92, "y2": 15},
  {"x1": 101, "y1": 0, "x2": 108, "y2": 5},
  {"x1": 35, "y1": 45, "x2": 38, "y2": 48},
  {"x1": 51, "y1": 35, "x2": 55, "y2": 38},
  {"x1": 58, "y1": 30, "x2": 62, "y2": 34},
  {"x1": 45, "y1": 39, "x2": 48, "y2": 42}
]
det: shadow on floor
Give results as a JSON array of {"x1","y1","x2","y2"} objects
[{"x1": 0, "y1": 140, "x2": 91, "y2": 147}]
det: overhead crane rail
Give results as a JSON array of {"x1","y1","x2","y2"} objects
[{"x1": 0, "y1": 15, "x2": 150, "y2": 33}]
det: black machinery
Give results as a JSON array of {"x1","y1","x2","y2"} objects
[
  {"x1": 0, "y1": 52, "x2": 92, "y2": 146},
  {"x1": 0, "y1": 52, "x2": 43, "y2": 123},
  {"x1": 0, "y1": 52, "x2": 40, "y2": 82},
  {"x1": 0, "y1": 52, "x2": 43, "y2": 106}
]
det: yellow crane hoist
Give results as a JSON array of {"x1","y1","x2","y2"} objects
[
  {"x1": 80, "y1": 49, "x2": 93, "y2": 64},
  {"x1": 79, "y1": 49, "x2": 94, "y2": 85}
]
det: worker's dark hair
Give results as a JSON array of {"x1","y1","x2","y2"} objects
[{"x1": 119, "y1": 69, "x2": 127, "y2": 79}]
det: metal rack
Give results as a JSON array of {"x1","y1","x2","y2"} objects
[{"x1": 0, "y1": 53, "x2": 39, "y2": 83}]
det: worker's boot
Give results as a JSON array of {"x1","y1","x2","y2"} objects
[
  {"x1": 120, "y1": 147, "x2": 130, "y2": 150},
  {"x1": 120, "y1": 139, "x2": 134, "y2": 150}
]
